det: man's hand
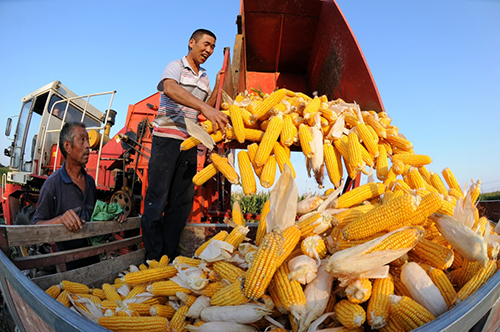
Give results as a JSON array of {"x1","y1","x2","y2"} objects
[
  {"x1": 116, "y1": 213, "x2": 126, "y2": 224},
  {"x1": 59, "y1": 209, "x2": 84, "y2": 233},
  {"x1": 200, "y1": 105, "x2": 229, "y2": 135}
]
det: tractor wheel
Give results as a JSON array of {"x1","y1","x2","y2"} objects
[{"x1": 110, "y1": 190, "x2": 133, "y2": 217}]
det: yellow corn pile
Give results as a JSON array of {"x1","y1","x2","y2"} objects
[{"x1": 43, "y1": 90, "x2": 498, "y2": 332}]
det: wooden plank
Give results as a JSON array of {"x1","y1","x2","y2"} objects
[
  {"x1": 1, "y1": 216, "x2": 141, "y2": 247},
  {"x1": 32, "y1": 249, "x2": 145, "y2": 290},
  {"x1": 12, "y1": 235, "x2": 143, "y2": 270}
]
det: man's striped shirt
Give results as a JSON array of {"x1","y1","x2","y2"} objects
[{"x1": 154, "y1": 56, "x2": 211, "y2": 140}]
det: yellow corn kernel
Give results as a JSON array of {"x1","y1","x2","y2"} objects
[
  {"x1": 124, "y1": 266, "x2": 177, "y2": 285},
  {"x1": 301, "y1": 235, "x2": 327, "y2": 260},
  {"x1": 375, "y1": 144, "x2": 389, "y2": 181},
  {"x1": 255, "y1": 115, "x2": 284, "y2": 167},
  {"x1": 229, "y1": 104, "x2": 245, "y2": 143},
  {"x1": 428, "y1": 267, "x2": 457, "y2": 309},
  {"x1": 410, "y1": 238, "x2": 454, "y2": 270},
  {"x1": 356, "y1": 122, "x2": 379, "y2": 158},
  {"x1": 271, "y1": 262, "x2": 306, "y2": 312},
  {"x1": 210, "y1": 153, "x2": 240, "y2": 185},
  {"x1": 150, "y1": 303, "x2": 176, "y2": 319},
  {"x1": 45, "y1": 284, "x2": 61, "y2": 299},
  {"x1": 102, "y1": 283, "x2": 122, "y2": 303},
  {"x1": 366, "y1": 277, "x2": 394, "y2": 329},
  {"x1": 224, "y1": 225, "x2": 249, "y2": 249},
  {"x1": 275, "y1": 225, "x2": 301, "y2": 267},
  {"x1": 297, "y1": 212, "x2": 332, "y2": 239},
  {"x1": 60, "y1": 280, "x2": 89, "y2": 294},
  {"x1": 280, "y1": 113, "x2": 298, "y2": 147},
  {"x1": 148, "y1": 280, "x2": 192, "y2": 297},
  {"x1": 252, "y1": 89, "x2": 287, "y2": 121},
  {"x1": 202, "y1": 281, "x2": 224, "y2": 297},
  {"x1": 303, "y1": 96, "x2": 321, "y2": 126}
]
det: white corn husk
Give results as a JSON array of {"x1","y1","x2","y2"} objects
[
  {"x1": 288, "y1": 255, "x2": 318, "y2": 284},
  {"x1": 200, "y1": 304, "x2": 272, "y2": 324},
  {"x1": 122, "y1": 292, "x2": 153, "y2": 304},
  {"x1": 266, "y1": 164, "x2": 298, "y2": 232},
  {"x1": 172, "y1": 264, "x2": 209, "y2": 292},
  {"x1": 185, "y1": 322, "x2": 258, "y2": 332},
  {"x1": 299, "y1": 262, "x2": 335, "y2": 332},
  {"x1": 453, "y1": 193, "x2": 475, "y2": 228},
  {"x1": 298, "y1": 211, "x2": 333, "y2": 236},
  {"x1": 400, "y1": 262, "x2": 448, "y2": 317},
  {"x1": 297, "y1": 195, "x2": 324, "y2": 215},
  {"x1": 68, "y1": 295, "x2": 103, "y2": 322},
  {"x1": 185, "y1": 295, "x2": 211, "y2": 319},
  {"x1": 326, "y1": 113, "x2": 345, "y2": 141},
  {"x1": 198, "y1": 239, "x2": 234, "y2": 262},
  {"x1": 317, "y1": 185, "x2": 344, "y2": 212},
  {"x1": 310, "y1": 116, "x2": 324, "y2": 187},
  {"x1": 307, "y1": 312, "x2": 335, "y2": 332},
  {"x1": 185, "y1": 117, "x2": 215, "y2": 150},
  {"x1": 128, "y1": 264, "x2": 140, "y2": 273},
  {"x1": 325, "y1": 227, "x2": 423, "y2": 282},
  {"x1": 116, "y1": 283, "x2": 130, "y2": 298},
  {"x1": 430, "y1": 213, "x2": 488, "y2": 265}
]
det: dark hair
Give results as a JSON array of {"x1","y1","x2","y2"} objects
[
  {"x1": 59, "y1": 122, "x2": 86, "y2": 158},
  {"x1": 188, "y1": 29, "x2": 216, "y2": 51}
]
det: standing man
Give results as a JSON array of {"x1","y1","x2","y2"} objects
[
  {"x1": 32, "y1": 122, "x2": 124, "y2": 270},
  {"x1": 141, "y1": 29, "x2": 229, "y2": 262}
]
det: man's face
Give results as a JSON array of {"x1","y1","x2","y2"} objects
[
  {"x1": 65, "y1": 126, "x2": 90, "y2": 166},
  {"x1": 189, "y1": 34, "x2": 216, "y2": 65}
]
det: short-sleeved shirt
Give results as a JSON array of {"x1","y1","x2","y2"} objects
[
  {"x1": 153, "y1": 56, "x2": 211, "y2": 140},
  {"x1": 32, "y1": 162, "x2": 98, "y2": 269}
]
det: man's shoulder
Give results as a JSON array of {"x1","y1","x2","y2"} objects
[{"x1": 43, "y1": 169, "x2": 62, "y2": 186}]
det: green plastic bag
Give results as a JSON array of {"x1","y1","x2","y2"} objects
[{"x1": 88, "y1": 200, "x2": 123, "y2": 246}]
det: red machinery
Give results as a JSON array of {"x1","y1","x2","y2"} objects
[{"x1": 1, "y1": 0, "x2": 383, "y2": 226}]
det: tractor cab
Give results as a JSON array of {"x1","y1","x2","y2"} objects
[{"x1": 4, "y1": 81, "x2": 108, "y2": 185}]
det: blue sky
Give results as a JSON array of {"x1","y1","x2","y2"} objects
[{"x1": 0, "y1": 0, "x2": 499, "y2": 195}]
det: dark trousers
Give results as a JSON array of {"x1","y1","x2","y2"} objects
[{"x1": 141, "y1": 136, "x2": 197, "y2": 261}]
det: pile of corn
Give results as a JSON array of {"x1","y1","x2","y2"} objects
[{"x1": 44, "y1": 90, "x2": 500, "y2": 332}]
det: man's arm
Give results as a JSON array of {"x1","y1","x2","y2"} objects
[
  {"x1": 163, "y1": 79, "x2": 229, "y2": 133},
  {"x1": 34, "y1": 209, "x2": 85, "y2": 233}
]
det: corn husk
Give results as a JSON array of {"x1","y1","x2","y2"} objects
[
  {"x1": 430, "y1": 213, "x2": 488, "y2": 265},
  {"x1": 400, "y1": 262, "x2": 448, "y2": 317},
  {"x1": 185, "y1": 295, "x2": 211, "y2": 319},
  {"x1": 200, "y1": 304, "x2": 272, "y2": 324},
  {"x1": 288, "y1": 255, "x2": 318, "y2": 285},
  {"x1": 266, "y1": 164, "x2": 298, "y2": 232}
]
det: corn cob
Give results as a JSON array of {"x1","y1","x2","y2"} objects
[
  {"x1": 275, "y1": 225, "x2": 301, "y2": 267},
  {"x1": 247, "y1": 143, "x2": 263, "y2": 177},
  {"x1": 334, "y1": 182, "x2": 385, "y2": 209},
  {"x1": 365, "y1": 114, "x2": 387, "y2": 138},
  {"x1": 202, "y1": 281, "x2": 224, "y2": 297},
  {"x1": 124, "y1": 303, "x2": 151, "y2": 316},
  {"x1": 427, "y1": 267, "x2": 457, "y2": 309},
  {"x1": 60, "y1": 280, "x2": 89, "y2": 294},
  {"x1": 392, "y1": 153, "x2": 432, "y2": 166},
  {"x1": 56, "y1": 290, "x2": 71, "y2": 308},
  {"x1": 402, "y1": 192, "x2": 443, "y2": 226},
  {"x1": 124, "y1": 266, "x2": 177, "y2": 285},
  {"x1": 224, "y1": 225, "x2": 249, "y2": 249},
  {"x1": 272, "y1": 263, "x2": 306, "y2": 314},
  {"x1": 410, "y1": 238, "x2": 454, "y2": 270},
  {"x1": 378, "y1": 312, "x2": 406, "y2": 332},
  {"x1": 147, "y1": 259, "x2": 159, "y2": 269},
  {"x1": 231, "y1": 200, "x2": 246, "y2": 227},
  {"x1": 181, "y1": 130, "x2": 225, "y2": 151},
  {"x1": 252, "y1": 89, "x2": 287, "y2": 121},
  {"x1": 195, "y1": 230, "x2": 228, "y2": 257},
  {"x1": 456, "y1": 260, "x2": 497, "y2": 304},
  {"x1": 390, "y1": 295, "x2": 436, "y2": 329},
  {"x1": 366, "y1": 227, "x2": 424, "y2": 254},
  {"x1": 212, "y1": 261, "x2": 245, "y2": 283},
  {"x1": 459, "y1": 260, "x2": 482, "y2": 288},
  {"x1": 243, "y1": 231, "x2": 283, "y2": 300},
  {"x1": 193, "y1": 163, "x2": 218, "y2": 186},
  {"x1": 255, "y1": 199, "x2": 270, "y2": 246},
  {"x1": 323, "y1": 141, "x2": 343, "y2": 188},
  {"x1": 236, "y1": 151, "x2": 257, "y2": 196},
  {"x1": 210, "y1": 154, "x2": 239, "y2": 185},
  {"x1": 149, "y1": 303, "x2": 176, "y2": 319},
  {"x1": 45, "y1": 284, "x2": 61, "y2": 299},
  {"x1": 334, "y1": 299, "x2": 366, "y2": 329},
  {"x1": 345, "y1": 278, "x2": 372, "y2": 304},
  {"x1": 442, "y1": 167, "x2": 463, "y2": 195},
  {"x1": 229, "y1": 104, "x2": 245, "y2": 143},
  {"x1": 123, "y1": 285, "x2": 147, "y2": 301},
  {"x1": 244, "y1": 128, "x2": 265, "y2": 142},
  {"x1": 260, "y1": 155, "x2": 277, "y2": 188},
  {"x1": 356, "y1": 122, "x2": 379, "y2": 158},
  {"x1": 366, "y1": 276, "x2": 394, "y2": 329},
  {"x1": 303, "y1": 96, "x2": 321, "y2": 126},
  {"x1": 385, "y1": 134, "x2": 413, "y2": 151},
  {"x1": 98, "y1": 316, "x2": 169, "y2": 332},
  {"x1": 170, "y1": 304, "x2": 189, "y2": 332},
  {"x1": 375, "y1": 144, "x2": 389, "y2": 181},
  {"x1": 298, "y1": 123, "x2": 314, "y2": 158},
  {"x1": 210, "y1": 278, "x2": 249, "y2": 306},
  {"x1": 332, "y1": 204, "x2": 374, "y2": 228},
  {"x1": 102, "y1": 283, "x2": 122, "y2": 303},
  {"x1": 297, "y1": 212, "x2": 332, "y2": 239},
  {"x1": 301, "y1": 235, "x2": 327, "y2": 260},
  {"x1": 273, "y1": 142, "x2": 296, "y2": 178},
  {"x1": 449, "y1": 187, "x2": 464, "y2": 200},
  {"x1": 255, "y1": 115, "x2": 284, "y2": 167},
  {"x1": 148, "y1": 280, "x2": 192, "y2": 296},
  {"x1": 346, "y1": 131, "x2": 364, "y2": 178},
  {"x1": 280, "y1": 113, "x2": 297, "y2": 146},
  {"x1": 342, "y1": 193, "x2": 419, "y2": 240}
]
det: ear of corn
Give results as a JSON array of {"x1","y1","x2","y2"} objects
[
  {"x1": 124, "y1": 266, "x2": 177, "y2": 285},
  {"x1": 390, "y1": 295, "x2": 435, "y2": 330},
  {"x1": 255, "y1": 115, "x2": 284, "y2": 167},
  {"x1": 193, "y1": 163, "x2": 218, "y2": 186},
  {"x1": 392, "y1": 154, "x2": 432, "y2": 166},
  {"x1": 212, "y1": 261, "x2": 245, "y2": 283},
  {"x1": 428, "y1": 267, "x2": 457, "y2": 309},
  {"x1": 148, "y1": 280, "x2": 192, "y2": 297},
  {"x1": 366, "y1": 277, "x2": 394, "y2": 329},
  {"x1": 211, "y1": 278, "x2": 249, "y2": 306},
  {"x1": 455, "y1": 260, "x2": 497, "y2": 304},
  {"x1": 272, "y1": 262, "x2": 306, "y2": 320},
  {"x1": 210, "y1": 154, "x2": 240, "y2": 185},
  {"x1": 347, "y1": 131, "x2": 364, "y2": 178},
  {"x1": 231, "y1": 200, "x2": 246, "y2": 226},
  {"x1": 402, "y1": 192, "x2": 443, "y2": 226},
  {"x1": 334, "y1": 299, "x2": 366, "y2": 329},
  {"x1": 281, "y1": 114, "x2": 298, "y2": 147},
  {"x1": 252, "y1": 89, "x2": 287, "y2": 121},
  {"x1": 102, "y1": 283, "x2": 122, "y2": 303},
  {"x1": 243, "y1": 231, "x2": 283, "y2": 300},
  {"x1": 98, "y1": 316, "x2": 169, "y2": 332},
  {"x1": 298, "y1": 123, "x2": 314, "y2": 158},
  {"x1": 275, "y1": 225, "x2": 302, "y2": 267},
  {"x1": 334, "y1": 182, "x2": 385, "y2": 209},
  {"x1": 229, "y1": 105, "x2": 245, "y2": 143},
  {"x1": 195, "y1": 230, "x2": 228, "y2": 257},
  {"x1": 342, "y1": 193, "x2": 419, "y2": 240},
  {"x1": 375, "y1": 144, "x2": 389, "y2": 181},
  {"x1": 255, "y1": 199, "x2": 270, "y2": 246},
  {"x1": 410, "y1": 238, "x2": 454, "y2": 270},
  {"x1": 345, "y1": 278, "x2": 372, "y2": 304},
  {"x1": 332, "y1": 204, "x2": 374, "y2": 228},
  {"x1": 60, "y1": 280, "x2": 89, "y2": 294},
  {"x1": 273, "y1": 142, "x2": 296, "y2": 178},
  {"x1": 260, "y1": 155, "x2": 277, "y2": 188},
  {"x1": 45, "y1": 284, "x2": 61, "y2": 299},
  {"x1": 224, "y1": 225, "x2": 249, "y2": 249},
  {"x1": 442, "y1": 167, "x2": 463, "y2": 195}
]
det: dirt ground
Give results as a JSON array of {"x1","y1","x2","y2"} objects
[{"x1": 478, "y1": 200, "x2": 500, "y2": 223}]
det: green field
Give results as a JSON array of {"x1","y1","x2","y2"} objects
[{"x1": 479, "y1": 191, "x2": 500, "y2": 201}]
